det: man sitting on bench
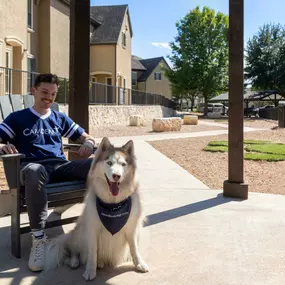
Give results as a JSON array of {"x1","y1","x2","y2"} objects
[{"x1": 0, "y1": 73, "x2": 95, "y2": 272}]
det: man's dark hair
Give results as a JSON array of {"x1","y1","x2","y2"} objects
[{"x1": 33, "y1": 73, "x2": 60, "y2": 87}]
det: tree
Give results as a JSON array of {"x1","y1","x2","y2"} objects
[
  {"x1": 245, "y1": 23, "x2": 285, "y2": 92},
  {"x1": 166, "y1": 6, "x2": 229, "y2": 115}
]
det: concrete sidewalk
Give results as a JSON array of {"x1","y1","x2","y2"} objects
[{"x1": 1, "y1": 139, "x2": 285, "y2": 285}]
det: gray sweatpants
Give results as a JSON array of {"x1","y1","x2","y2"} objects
[{"x1": 20, "y1": 158, "x2": 93, "y2": 231}]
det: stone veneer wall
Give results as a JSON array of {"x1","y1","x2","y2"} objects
[{"x1": 58, "y1": 104, "x2": 175, "y2": 126}]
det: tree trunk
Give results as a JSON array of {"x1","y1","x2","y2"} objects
[
  {"x1": 190, "y1": 99, "x2": 195, "y2": 111},
  {"x1": 204, "y1": 97, "x2": 208, "y2": 116}
]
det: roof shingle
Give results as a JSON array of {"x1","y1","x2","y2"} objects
[
  {"x1": 137, "y1": 57, "x2": 164, "y2": 82},
  {"x1": 90, "y1": 5, "x2": 132, "y2": 44}
]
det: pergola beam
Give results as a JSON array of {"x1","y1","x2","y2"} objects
[{"x1": 223, "y1": 0, "x2": 248, "y2": 199}]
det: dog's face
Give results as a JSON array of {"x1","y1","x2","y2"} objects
[{"x1": 88, "y1": 137, "x2": 137, "y2": 200}]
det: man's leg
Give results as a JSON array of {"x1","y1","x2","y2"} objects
[
  {"x1": 50, "y1": 158, "x2": 93, "y2": 214},
  {"x1": 20, "y1": 163, "x2": 49, "y2": 272},
  {"x1": 50, "y1": 158, "x2": 93, "y2": 182}
]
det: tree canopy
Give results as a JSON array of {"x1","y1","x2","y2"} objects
[{"x1": 165, "y1": 6, "x2": 229, "y2": 112}]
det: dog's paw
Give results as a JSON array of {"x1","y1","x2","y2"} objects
[
  {"x1": 69, "y1": 256, "x2": 80, "y2": 269},
  {"x1": 97, "y1": 262, "x2": 104, "y2": 269},
  {"x1": 135, "y1": 261, "x2": 149, "y2": 273},
  {"x1": 83, "y1": 268, "x2": 97, "y2": 281}
]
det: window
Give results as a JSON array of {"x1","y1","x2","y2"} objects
[
  {"x1": 154, "y1": 72, "x2": 162, "y2": 80},
  {"x1": 132, "y1": 72, "x2": 137, "y2": 86},
  {"x1": 122, "y1": 32, "x2": 126, "y2": 48},
  {"x1": 27, "y1": 0, "x2": 32, "y2": 29}
]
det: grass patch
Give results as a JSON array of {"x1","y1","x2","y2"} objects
[
  {"x1": 207, "y1": 139, "x2": 270, "y2": 147},
  {"x1": 245, "y1": 152, "x2": 285, "y2": 161},
  {"x1": 245, "y1": 143, "x2": 285, "y2": 155},
  {"x1": 203, "y1": 145, "x2": 228, "y2": 152},
  {"x1": 208, "y1": 141, "x2": 228, "y2": 147},
  {"x1": 204, "y1": 140, "x2": 285, "y2": 161}
]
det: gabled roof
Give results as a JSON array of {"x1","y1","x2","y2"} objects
[
  {"x1": 133, "y1": 56, "x2": 170, "y2": 82},
  {"x1": 132, "y1": 56, "x2": 146, "y2": 71},
  {"x1": 90, "y1": 5, "x2": 133, "y2": 44}
]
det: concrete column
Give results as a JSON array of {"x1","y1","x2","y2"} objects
[
  {"x1": 68, "y1": 0, "x2": 90, "y2": 160},
  {"x1": 223, "y1": 0, "x2": 248, "y2": 199}
]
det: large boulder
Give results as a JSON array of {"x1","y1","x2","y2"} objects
[
  {"x1": 183, "y1": 115, "x2": 198, "y2": 125},
  {"x1": 129, "y1": 115, "x2": 144, "y2": 126},
  {"x1": 152, "y1": 117, "x2": 182, "y2": 132}
]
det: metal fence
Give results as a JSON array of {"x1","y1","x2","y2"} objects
[{"x1": 0, "y1": 66, "x2": 175, "y2": 108}]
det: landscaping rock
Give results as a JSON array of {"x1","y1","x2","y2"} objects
[
  {"x1": 152, "y1": 117, "x2": 182, "y2": 132},
  {"x1": 129, "y1": 115, "x2": 144, "y2": 126},
  {"x1": 184, "y1": 115, "x2": 198, "y2": 125}
]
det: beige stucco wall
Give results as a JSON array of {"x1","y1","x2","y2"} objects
[
  {"x1": 90, "y1": 45, "x2": 116, "y2": 85},
  {"x1": 116, "y1": 11, "x2": 132, "y2": 89},
  {"x1": 0, "y1": 0, "x2": 29, "y2": 95},
  {"x1": 50, "y1": 0, "x2": 70, "y2": 78},
  {"x1": 145, "y1": 60, "x2": 172, "y2": 99}
]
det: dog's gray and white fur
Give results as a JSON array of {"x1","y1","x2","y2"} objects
[{"x1": 44, "y1": 137, "x2": 149, "y2": 281}]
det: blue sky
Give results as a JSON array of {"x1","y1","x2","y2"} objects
[{"x1": 90, "y1": 0, "x2": 285, "y2": 65}]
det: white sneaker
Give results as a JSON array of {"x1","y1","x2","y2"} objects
[{"x1": 28, "y1": 235, "x2": 48, "y2": 272}]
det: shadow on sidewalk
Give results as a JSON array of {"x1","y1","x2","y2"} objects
[
  {"x1": 0, "y1": 193, "x2": 242, "y2": 285},
  {"x1": 145, "y1": 193, "x2": 240, "y2": 227}
]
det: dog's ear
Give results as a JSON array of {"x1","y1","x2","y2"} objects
[
  {"x1": 100, "y1": 137, "x2": 112, "y2": 153},
  {"x1": 123, "y1": 140, "x2": 134, "y2": 156},
  {"x1": 90, "y1": 137, "x2": 112, "y2": 170}
]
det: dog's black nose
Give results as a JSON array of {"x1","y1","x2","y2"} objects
[{"x1": 112, "y1": 174, "x2": 121, "y2": 181}]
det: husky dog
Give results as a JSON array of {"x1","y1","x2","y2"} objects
[{"x1": 44, "y1": 137, "x2": 149, "y2": 281}]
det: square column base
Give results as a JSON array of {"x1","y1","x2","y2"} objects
[{"x1": 223, "y1": 180, "x2": 248, "y2": 200}]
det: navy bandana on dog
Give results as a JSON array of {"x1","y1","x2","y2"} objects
[{"x1": 96, "y1": 196, "x2": 132, "y2": 235}]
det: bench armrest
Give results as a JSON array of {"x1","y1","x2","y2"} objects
[
  {"x1": 0, "y1": 153, "x2": 25, "y2": 190},
  {"x1": 63, "y1": 143, "x2": 97, "y2": 153}
]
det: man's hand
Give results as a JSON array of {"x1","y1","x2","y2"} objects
[
  {"x1": 0, "y1": 143, "x2": 18, "y2": 155},
  {"x1": 77, "y1": 140, "x2": 94, "y2": 157}
]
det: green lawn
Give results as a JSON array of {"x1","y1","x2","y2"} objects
[{"x1": 204, "y1": 140, "x2": 285, "y2": 161}]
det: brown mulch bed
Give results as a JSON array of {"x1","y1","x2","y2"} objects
[{"x1": 148, "y1": 127, "x2": 285, "y2": 195}]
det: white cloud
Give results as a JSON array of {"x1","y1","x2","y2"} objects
[{"x1": 151, "y1": 42, "x2": 171, "y2": 50}]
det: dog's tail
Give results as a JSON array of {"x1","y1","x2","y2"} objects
[{"x1": 44, "y1": 232, "x2": 71, "y2": 272}]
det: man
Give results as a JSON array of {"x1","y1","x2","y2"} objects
[{"x1": 0, "y1": 73, "x2": 95, "y2": 272}]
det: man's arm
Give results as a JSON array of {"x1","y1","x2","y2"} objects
[{"x1": 75, "y1": 132, "x2": 96, "y2": 146}]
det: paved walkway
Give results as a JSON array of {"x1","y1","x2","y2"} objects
[{"x1": 1, "y1": 123, "x2": 284, "y2": 285}]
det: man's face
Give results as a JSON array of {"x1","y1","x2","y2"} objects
[{"x1": 32, "y1": 82, "x2": 58, "y2": 109}]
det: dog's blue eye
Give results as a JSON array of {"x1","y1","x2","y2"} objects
[{"x1": 107, "y1": 161, "x2": 112, "y2": 166}]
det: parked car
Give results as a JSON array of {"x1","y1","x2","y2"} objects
[{"x1": 198, "y1": 103, "x2": 228, "y2": 115}]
